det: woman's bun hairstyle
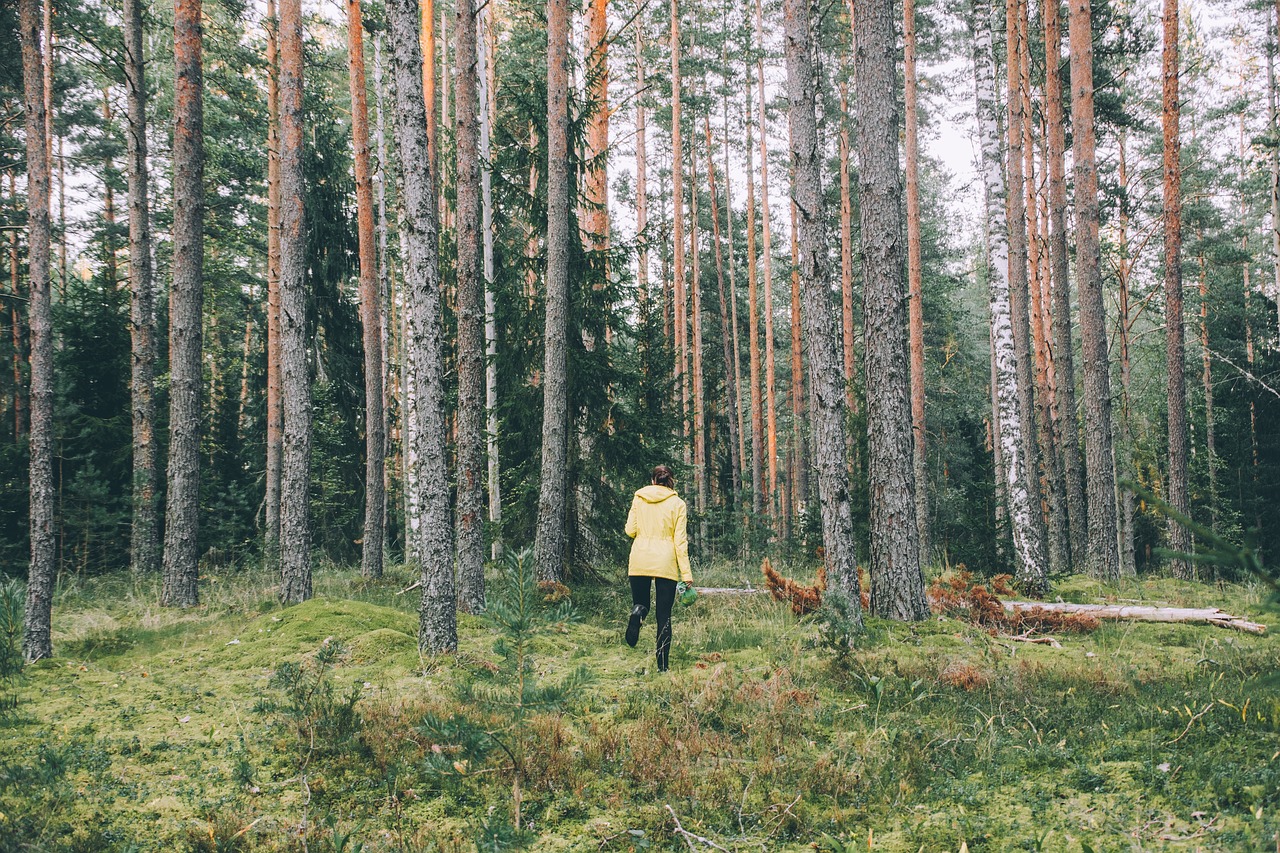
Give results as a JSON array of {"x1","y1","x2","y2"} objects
[{"x1": 651, "y1": 465, "x2": 676, "y2": 489}]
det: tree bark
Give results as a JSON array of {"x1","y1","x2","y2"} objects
[
  {"x1": 1068, "y1": 0, "x2": 1121, "y2": 580},
  {"x1": 745, "y1": 89, "x2": 764, "y2": 519},
  {"x1": 421, "y1": 0, "x2": 437, "y2": 179},
  {"x1": 277, "y1": 0, "x2": 313, "y2": 603},
  {"x1": 348, "y1": 0, "x2": 387, "y2": 581},
  {"x1": 7, "y1": 171, "x2": 25, "y2": 441},
  {"x1": 387, "y1": 0, "x2": 457, "y2": 651},
  {"x1": 788, "y1": 199, "x2": 806, "y2": 523},
  {"x1": 162, "y1": 0, "x2": 205, "y2": 609},
  {"x1": 1162, "y1": 0, "x2": 1191, "y2": 578},
  {"x1": 20, "y1": 0, "x2": 54, "y2": 660},
  {"x1": 783, "y1": 0, "x2": 864, "y2": 628},
  {"x1": 534, "y1": 0, "x2": 571, "y2": 583},
  {"x1": 755, "y1": 0, "x2": 778, "y2": 521},
  {"x1": 454, "y1": 0, "x2": 485, "y2": 610},
  {"x1": 723, "y1": 88, "x2": 747, "y2": 511},
  {"x1": 973, "y1": 0, "x2": 1045, "y2": 590},
  {"x1": 671, "y1": 0, "x2": 689, "y2": 462},
  {"x1": 1005, "y1": 0, "x2": 1048, "y2": 595},
  {"x1": 904, "y1": 0, "x2": 929, "y2": 566},
  {"x1": 839, "y1": 82, "x2": 856, "y2": 420},
  {"x1": 480, "y1": 2, "x2": 501, "y2": 561},
  {"x1": 690, "y1": 139, "x2": 708, "y2": 541},
  {"x1": 124, "y1": 0, "x2": 158, "y2": 576},
  {"x1": 1271, "y1": 3, "x2": 1280, "y2": 348},
  {"x1": 855, "y1": 0, "x2": 928, "y2": 620},
  {"x1": 585, "y1": 0, "x2": 609, "y2": 249},
  {"x1": 1116, "y1": 129, "x2": 1137, "y2": 577},
  {"x1": 1044, "y1": 0, "x2": 1086, "y2": 570},
  {"x1": 265, "y1": 0, "x2": 283, "y2": 565}
]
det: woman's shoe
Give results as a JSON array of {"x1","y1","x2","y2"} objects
[{"x1": 625, "y1": 605, "x2": 646, "y2": 647}]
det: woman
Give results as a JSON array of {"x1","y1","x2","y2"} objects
[{"x1": 624, "y1": 464, "x2": 693, "y2": 672}]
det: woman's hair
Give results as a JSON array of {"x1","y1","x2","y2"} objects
[{"x1": 651, "y1": 465, "x2": 676, "y2": 488}]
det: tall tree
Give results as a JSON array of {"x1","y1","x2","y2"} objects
[
  {"x1": 347, "y1": 0, "x2": 386, "y2": 580},
  {"x1": 278, "y1": 0, "x2": 312, "y2": 603},
  {"x1": 124, "y1": 0, "x2": 158, "y2": 576},
  {"x1": 20, "y1": 0, "x2": 54, "y2": 660},
  {"x1": 533, "y1": 0, "x2": 571, "y2": 583},
  {"x1": 264, "y1": 0, "x2": 283, "y2": 565},
  {"x1": 855, "y1": 0, "x2": 928, "y2": 620},
  {"x1": 422, "y1": 0, "x2": 437, "y2": 176},
  {"x1": 387, "y1": 0, "x2": 457, "y2": 651},
  {"x1": 455, "y1": 0, "x2": 485, "y2": 610},
  {"x1": 1044, "y1": 0, "x2": 1086, "y2": 568},
  {"x1": 904, "y1": 0, "x2": 929, "y2": 564},
  {"x1": 671, "y1": 0, "x2": 689, "y2": 462},
  {"x1": 1271, "y1": 3, "x2": 1280, "y2": 345},
  {"x1": 745, "y1": 88, "x2": 765, "y2": 518},
  {"x1": 481, "y1": 0, "x2": 501, "y2": 560},
  {"x1": 1005, "y1": 0, "x2": 1048, "y2": 594},
  {"x1": 783, "y1": 0, "x2": 864, "y2": 627},
  {"x1": 755, "y1": 0, "x2": 778, "y2": 519},
  {"x1": 162, "y1": 0, "x2": 205, "y2": 608},
  {"x1": 973, "y1": 0, "x2": 1045, "y2": 590},
  {"x1": 1068, "y1": 0, "x2": 1120, "y2": 579},
  {"x1": 704, "y1": 115, "x2": 743, "y2": 501}
]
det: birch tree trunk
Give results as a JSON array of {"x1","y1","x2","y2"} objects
[
  {"x1": 1068, "y1": 0, "x2": 1121, "y2": 580},
  {"x1": 124, "y1": 0, "x2": 158, "y2": 576},
  {"x1": 973, "y1": 0, "x2": 1045, "y2": 590},
  {"x1": 20, "y1": 0, "x2": 55, "y2": 660},
  {"x1": 455, "y1": 0, "x2": 486, "y2": 610},
  {"x1": 1005, "y1": 0, "x2": 1048, "y2": 595},
  {"x1": 904, "y1": 0, "x2": 929, "y2": 565},
  {"x1": 1044, "y1": 0, "x2": 1086, "y2": 569},
  {"x1": 480, "y1": 1, "x2": 501, "y2": 560},
  {"x1": 534, "y1": 0, "x2": 572, "y2": 583},
  {"x1": 375, "y1": 36, "x2": 394, "y2": 558},
  {"x1": 855, "y1": 0, "x2": 928, "y2": 620},
  {"x1": 347, "y1": 0, "x2": 386, "y2": 581},
  {"x1": 783, "y1": 0, "x2": 864, "y2": 628},
  {"x1": 387, "y1": 0, "x2": 457, "y2": 651},
  {"x1": 265, "y1": 0, "x2": 283, "y2": 565},
  {"x1": 162, "y1": 0, "x2": 205, "y2": 609}
]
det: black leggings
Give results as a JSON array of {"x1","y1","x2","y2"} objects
[{"x1": 630, "y1": 576, "x2": 677, "y2": 670}]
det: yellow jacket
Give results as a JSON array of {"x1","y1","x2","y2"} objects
[{"x1": 625, "y1": 485, "x2": 692, "y2": 582}]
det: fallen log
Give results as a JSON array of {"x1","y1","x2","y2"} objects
[{"x1": 1000, "y1": 601, "x2": 1266, "y2": 635}]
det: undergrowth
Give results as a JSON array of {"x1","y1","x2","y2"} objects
[{"x1": 0, "y1": 561, "x2": 1275, "y2": 851}]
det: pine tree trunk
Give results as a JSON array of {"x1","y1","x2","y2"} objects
[
  {"x1": 347, "y1": 0, "x2": 387, "y2": 581},
  {"x1": 124, "y1": 0, "x2": 158, "y2": 576},
  {"x1": 745, "y1": 90, "x2": 765, "y2": 519},
  {"x1": 671, "y1": 0, "x2": 689, "y2": 463},
  {"x1": 903, "y1": 0, "x2": 929, "y2": 566},
  {"x1": 636, "y1": 22, "x2": 649, "y2": 311},
  {"x1": 102, "y1": 93, "x2": 119, "y2": 287},
  {"x1": 1045, "y1": 0, "x2": 1086, "y2": 570},
  {"x1": 855, "y1": 0, "x2": 928, "y2": 621},
  {"x1": 755, "y1": 0, "x2": 778, "y2": 521},
  {"x1": 1162, "y1": 0, "x2": 1191, "y2": 578},
  {"x1": 585, "y1": 0, "x2": 609, "y2": 249},
  {"x1": 973, "y1": 0, "x2": 1045, "y2": 589},
  {"x1": 839, "y1": 83, "x2": 856, "y2": 419},
  {"x1": 1004, "y1": 0, "x2": 1048, "y2": 595},
  {"x1": 375, "y1": 36, "x2": 394, "y2": 559},
  {"x1": 265, "y1": 0, "x2": 283, "y2": 564},
  {"x1": 705, "y1": 115, "x2": 743, "y2": 503},
  {"x1": 278, "y1": 0, "x2": 312, "y2": 603},
  {"x1": 1271, "y1": 4, "x2": 1280, "y2": 347},
  {"x1": 1116, "y1": 129, "x2": 1137, "y2": 577},
  {"x1": 690, "y1": 140, "x2": 708, "y2": 543},
  {"x1": 421, "y1": 0, "x2": 437, "y2": 178},
  {"x1": 20, "y1": 0, "x2": 54, "y2": 660},
  {"x1": 783, "y1": 0, "x2": 864, "y2": 627},
  {"x1": 1068, "y1": 0, "x2": 1121, "y2": 580},
  {"x1": 788, "y1": 200, "x2": 806, "y2": 521},
  {"x1": 454, "y1": 0, "x2": 485, "y2": 609},
  {"x1": 162, "y1": 0, "x2": 205, "y2": 609},
  {"x1": 480, "y1": 3, "x2": 501, "y2": 561},
  {"x1": 387, "y1": 0, "x2": 457, "y2": 650},
  {"x1": 534, "y1": 0, "x2": 571, "y2": 584},
  {"x1": 723, "y1": 92, "x2": 747, "y2": 511}
]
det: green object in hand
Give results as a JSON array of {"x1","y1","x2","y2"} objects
[{"x1": 677, "y1": 582, "x2": 698, "y2": 607}]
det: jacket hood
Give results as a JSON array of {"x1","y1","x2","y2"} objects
[{"x1": 635, "y1": 484, "x2": 678, "y2": 503}]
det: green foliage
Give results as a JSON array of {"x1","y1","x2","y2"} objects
[
  {"x1": 419, "y1": 548, "x2": 591, "y2": 843},
  {"x1": 0, "y1": 578, "x2": 22, "y2": 717}
]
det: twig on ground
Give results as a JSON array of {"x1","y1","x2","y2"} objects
[
  {"x1": 1166, "y1": 702, "x2": 1215, "y2": 745},
  {"x1": 396, "y1": 580, "x2": 422, "y2": 596},
  {"x1": 1003, "y1": 632, "x2": 1063, "y2": 648},
  {"x1": 665, "y1": 804, "x2": 730, "y2": 852}
]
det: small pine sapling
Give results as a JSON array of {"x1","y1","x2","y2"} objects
[
  {"x1": 419, "y1": 548, "x2": 591, "y2": 837},
  {"x1": 0, "y1": 580, "x2": 23, "y2": 716}
]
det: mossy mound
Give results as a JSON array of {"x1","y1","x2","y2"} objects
[
  {"x1": 229, "y1": 598, "x2": 417, "y2": 668},
  {"x1": 348, "y1": 627, "x2": 418, "y2": 664}
]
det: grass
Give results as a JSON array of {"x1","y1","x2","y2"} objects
[{"x1": 1, "y1": 560, "x2": 1277, "y2": 852}]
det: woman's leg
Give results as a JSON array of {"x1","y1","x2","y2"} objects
[
  {"x1": 653, "y1": 578, "x2": 677, "y2": 671},
  {"x1": 626, "y1": 576, "x2": 652, "y2": 647}
]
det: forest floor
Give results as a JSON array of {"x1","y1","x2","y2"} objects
[{"x1": 1, "y1": 558, "x2": 1277, "y2": 852}]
